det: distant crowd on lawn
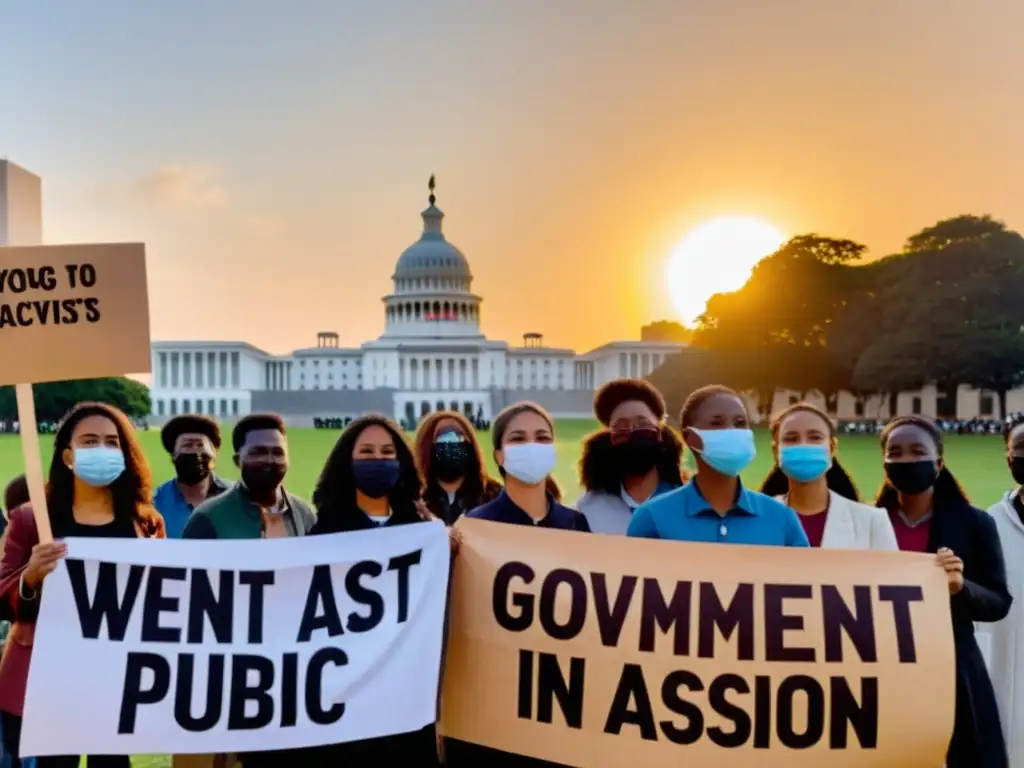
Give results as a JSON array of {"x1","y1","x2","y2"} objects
[
  {"x1": 839, "y1": 415, "x2": 1021, "y2": 435},
  {"x1": 2, "y1": 377, "x2": 1024, "y2": 766}
]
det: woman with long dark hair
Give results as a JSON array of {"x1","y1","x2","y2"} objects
[
  {"x1": 414, "y1": 410, "x2": 501, "y2": 524},
  {"x1": 876, "y1": 415, "x2": 1010, "y2": 768},
  {"x1": 575, "y1": 379, "x2": 685, "y2": 534},
  {"x1": 0, "y1": 402, "x2": 165, "y2": 768},
  {"x1": 759, "y1": 402, "x2": 896, "y2": 549},
  {"x1": 298, "y1": 413, "x2": 441, "y2": 766}
]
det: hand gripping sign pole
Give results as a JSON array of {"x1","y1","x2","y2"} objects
[{"x1": 0, "y1": 243, "x2": 151, "y2": 543}]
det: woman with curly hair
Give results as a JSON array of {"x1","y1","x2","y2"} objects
[
  {"x1": 299, "y1": 413, "x2": 441, "y2": 766},
  {"x1": 414, "y1": 410, "x2": 502, "y2": 524},
  {"x1": 575, "y1": 379, "x2": 686, "y2": 534},
  {"x1": 0, "y1": 402, "x2": 165, "y2": 768}
]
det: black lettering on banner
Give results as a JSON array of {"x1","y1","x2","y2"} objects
[
  {"x1": 639, "y1": 578, "x2": 691, "y2": 655},
  {"x1": 175, "y1": 654, "x2": 225, "y2": 732},
  {"x1": 387, "y1": 549, "x2": 422, "y2": 623},
  {"x1": 697, "y1": 582, "x2": 755, "y2": 661},
  {"x1": 878, "y1": 585, "x2": 923, "y2": 662},
  {"x1": 228, "y1": 655, "x2": 277, "y2": 730},
  {"x1": 822, "y1": 585, "x2": 877, "y2": 662},
  {"x1": 764, "y1": 584, "x2": 815, "y2": 663},
  {"x1": 296, "y1": 565, "x2": 344, "y2": 642},
  {"x1": 659, "y1": 669, "x2": 705, "y2": 745},
  {"x1": 516, "y1": 650, "x2": 585, "y2": 728},
  {"x1": 0, "y1": 264, "x2": 102, "y2": 329},
  {"x1": 830, "y1": 676, "x2": 879, "y2": 748},
  {"x1": 187, "y1": 569, "x2": 235, "y2": 644},
  {"x1": 345, "y1": 560, "x2": 385, "y2": 632},
  {"x1": 539, "y1": 569, "x2": 587, "y2": 641},
  {"x1": 280, "y1": 653, "x2": 299, "y2": 728},
  {"x1": 306, "y1": 647, "x2": 348, "y2": 725},
  {"x1": 493, "y1": 561, "x2": 536, "y2": 632},
  {"x1": 591, "y1": 573, "x2": 637, "y2": 648},
  {"x1": 605, "y1": 663, "x2": 657, "y2": 740},
  {"x1": 239, "y1": 570, "x2": 274, "y2": 644},
  {"x1": 67, "y1": 560, "x2": 145, "y2": 641},
  {"x1": 141, "y1": 566, "x2": 187, "y2": 643},
  {"x1": 118, "y1": 652, "x2": 171, "y2": 734}
]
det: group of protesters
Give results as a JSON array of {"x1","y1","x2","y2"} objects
[{"x1": 0, "y1": 376, "x2": 1022, "y2": 766}]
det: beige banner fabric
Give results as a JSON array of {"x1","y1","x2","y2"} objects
[{"x1": 440, "y1": 519, "x2": 955, "y2": 767}]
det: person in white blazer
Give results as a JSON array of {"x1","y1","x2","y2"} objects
[
  {"x1": 760, "y1": 402, "x2": 898, "y2": 550},
  {"x1": 977, "y1": 415, "x2": 1024, "y2": 766}
]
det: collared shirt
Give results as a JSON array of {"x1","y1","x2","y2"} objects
[
  {"x1": 153, "y1": 474, "x2": 233, "y2": 539},
  {"x1": 181, "y1": 483, "x2": 316, "y2": 539},
  {"x1": 627, "y1": 478, "x2": 809, "y2": 547},
  {"x1": 469, "y1": 490, "x2": 591, "y2": 532},
  {"x1": 620, "y1": 480, "x2": 675, "y2": 510}
]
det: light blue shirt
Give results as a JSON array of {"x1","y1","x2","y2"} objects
[
  {"x1": 627, "y1": 479, "x2": 809, "y2": 547},
  {"x1": 153, "y1": 475, "x2": 233, "y2": 539}
]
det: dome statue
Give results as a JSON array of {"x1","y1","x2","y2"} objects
[{"x1": 392, "y1": 175, "x2": 472, "y2": 281}]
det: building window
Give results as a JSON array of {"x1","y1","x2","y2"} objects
[
  {"x1": 170, "y1": 399, "x2": 178, "y2": 416},
  {"x1": 231, "y1": 352, "x2": 240, "y2": 387},
  {"x1": 183, "y1": 399, "x2": 191, "y2": 413},
  {"x1": 220, "y1": 399, "x2": 228, "y2": 417},
  {"x1": 232, "y1": 399, "x2": 239, "y2": 416},
  {"x1": 788, "y1": 395, "x2": 799, "y2": 405},
  {"x1": 911, "y1": 397, "x2": 922, "y2": 415},
  {"x1": 980, "y1": 395, "x2": 995, "y2": 416},
  {"x1": 156, "y1": 400, "x2": 165, "y2": 416},
  {"x1": 208, "y1": 399, "x2": 216, "y2": 414},
  {"x1": 854, "y1": 399, "x2": 865, "y2": 417}
]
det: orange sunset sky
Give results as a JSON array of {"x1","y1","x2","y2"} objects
[{"x1": 2, "y1": 0, "x2": 1021, "y2": 354}]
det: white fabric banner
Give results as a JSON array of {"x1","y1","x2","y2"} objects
[{"x1": 21, "y1": 521, "x2": 450, "y2": 757}]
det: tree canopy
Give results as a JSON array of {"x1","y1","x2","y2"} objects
[
  {"x1": 0, "y1": 377, "x2": 151, "y2": 423},
  {"x1": 652, "y1": 218, "x2": 1024, "y2": 419}
]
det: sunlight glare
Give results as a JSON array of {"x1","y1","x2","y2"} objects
[{"x1": 667, "y1": 215, "x2": 788, "y2": 326}]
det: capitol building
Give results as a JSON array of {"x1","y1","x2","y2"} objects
[{"x1": 148, "y1": 179, "x2": 684, "y2": 425}]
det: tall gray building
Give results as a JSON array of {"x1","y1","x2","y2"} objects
[{"x1": 0, "y1": 159, "x2": 43, "y2": 246}]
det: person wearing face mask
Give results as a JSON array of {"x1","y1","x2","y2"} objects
[
  {"x1": 759, "y1": 402, "x2": 897, "y2": 550},
  {"x1": 875, "y1": 415, "x2": 1009, "y2": 768},
  {"x1": 0, "y1": 403, "x2": 165, "y2": 768},
  {"x1": 415, "y1": 411, "x2": 502, "y2": 524},
  {"x1": 575, "y1": 379, "x2": 686, "y2": 535},
  {"x1": 153, "y1": 415, "x2": 233, "y2": 538},
  {"x1": 977, "y1": 414, "x2": 1024, "y2": 766},
  {"x1": 627, "y1": 385, "x2": 807, "y2": 546},
  {"x1": 258, "y1": 414, "x2": 442, "y2": 766},
  {"x1": 467, "y1": 402, "x2": 589, "y2": 531},
  {"x1": 182, "y1": 413, "x2": 314, "y2": 540}
]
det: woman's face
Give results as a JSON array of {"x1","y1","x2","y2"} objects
[
  {"x1": 685, "y1": 393, "x2": 748, "y2": 452},
  {"x1": 352, "y1": 424, "x2": 397, "y2": 461},
  {"x1": 495, "y1": 410, "x2": 553, "y2": 465},
  {"x1": 608, "y1": 400, "x2": 659, "y2": 445},
  {"x1": 63, "y1": 414, "x2": 120, "y2": 467},
  {"x1": 775, "y1": 410, "x2": 834, "y2": 461},
  {"x1": 884, "y1": 424, "x2": 940, "y2": 464}
]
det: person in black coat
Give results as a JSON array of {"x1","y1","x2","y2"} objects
[
  {"x1": 876, "y1": 416, "x2": 1011, "y2": 768},
  {"x1": 255, "y1": 413, "x2": 442, "y2": 767}
]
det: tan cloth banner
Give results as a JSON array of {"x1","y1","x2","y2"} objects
[
  {"x1": 0, "y1": 243, "x2": 150, "y2": 385},
  {"x1": 440, "y1": 519, "x2": 955, "y2": 767}
]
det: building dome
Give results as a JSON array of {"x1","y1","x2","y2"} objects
[{"x1": 392, "y1": 176, "x2": 472, "y2": 280}]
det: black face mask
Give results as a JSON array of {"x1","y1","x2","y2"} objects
[
  {"x1": 241, "y1": 463, "x2": 287, "y2": 499},
  {"x1": 432, "y1": 443, "x2": 472, "y2": 483},
  {"x1": 174, "y1": 453, "x2": 211, "y2": 486},
  {"x1": 613, "y1": 430, "x2": 664, "y2": 477},
  {"x1": 352, "y1": 459, "x2": 401, "y2": 499},
  {"x1": 884, "y1": 460, "x2": 939, "y2": 495},
  {"x1": 1010, "y1": 457, "x2": 1024, "y2": 486}
]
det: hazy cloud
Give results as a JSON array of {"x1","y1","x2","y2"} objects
[{"x1": 135, "y1": 165, "x2": 228, "y2": 209}]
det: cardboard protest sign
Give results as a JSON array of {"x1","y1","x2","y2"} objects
[
  {"x1": 0, "y1": 242, "x2": 150, "y2": 542},
  {"x1": 20, "y1": 523, "x2": 450, "y2": 757},
  {"x1": 440, "y1": 519, "x2": 956, "y2": 767},
  {"x1": 0, "y1": 243, "x2": 150, "y2": 385}
]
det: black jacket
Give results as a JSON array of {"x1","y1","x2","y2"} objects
[{"x1": 926, "y1": 495, "x2": 1012, "y2": 768}]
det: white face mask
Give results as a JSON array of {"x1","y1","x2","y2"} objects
[{"x1": 501, "y1": 443, "x2": 557, "y2": 486}]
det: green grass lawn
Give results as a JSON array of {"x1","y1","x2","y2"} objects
[{"x1": 3, "y1": 420, "x2": 1009, "y2": 768}]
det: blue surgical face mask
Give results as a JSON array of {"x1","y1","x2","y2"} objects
[
  {"x1": 72, "y1": 447, "x2": 126, "y2": 487},
  {"x1": 779, "y1": 444, "x2": 832, "y2": 483},
  {"x1": 689, "y1": 428, "x2": 756, "y2": 477}
]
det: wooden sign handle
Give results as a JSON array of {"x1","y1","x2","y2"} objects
[{"x1": 15, "y1": 383, "x2": 53, "y2": 544}]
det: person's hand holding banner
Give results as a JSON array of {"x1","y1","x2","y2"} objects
[{"x1": 22, "y1": 540, "x2": 68, "y2": 591}]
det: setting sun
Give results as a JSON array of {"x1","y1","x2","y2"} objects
[{"x1": 667, "y1": 216, "x2": 788, "y2": 326}]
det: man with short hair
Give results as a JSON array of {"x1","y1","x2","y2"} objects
[
  {"x1": 154, "y1": 415, "x2": 233, "y2": 538},
  {"x1": 182, "y1": 413, "x2": 314, "y2": 539}
]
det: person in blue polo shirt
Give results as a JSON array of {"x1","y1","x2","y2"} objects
[
  {"x1": 468, "y1": 401, "x2": 590, "y2": 531},
  {"x1": 627, "y1": 384, "x2": 808, "y2": 547},
  {"x1": 153, "y1": 414, "x2": 233, "y2": 538}
]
